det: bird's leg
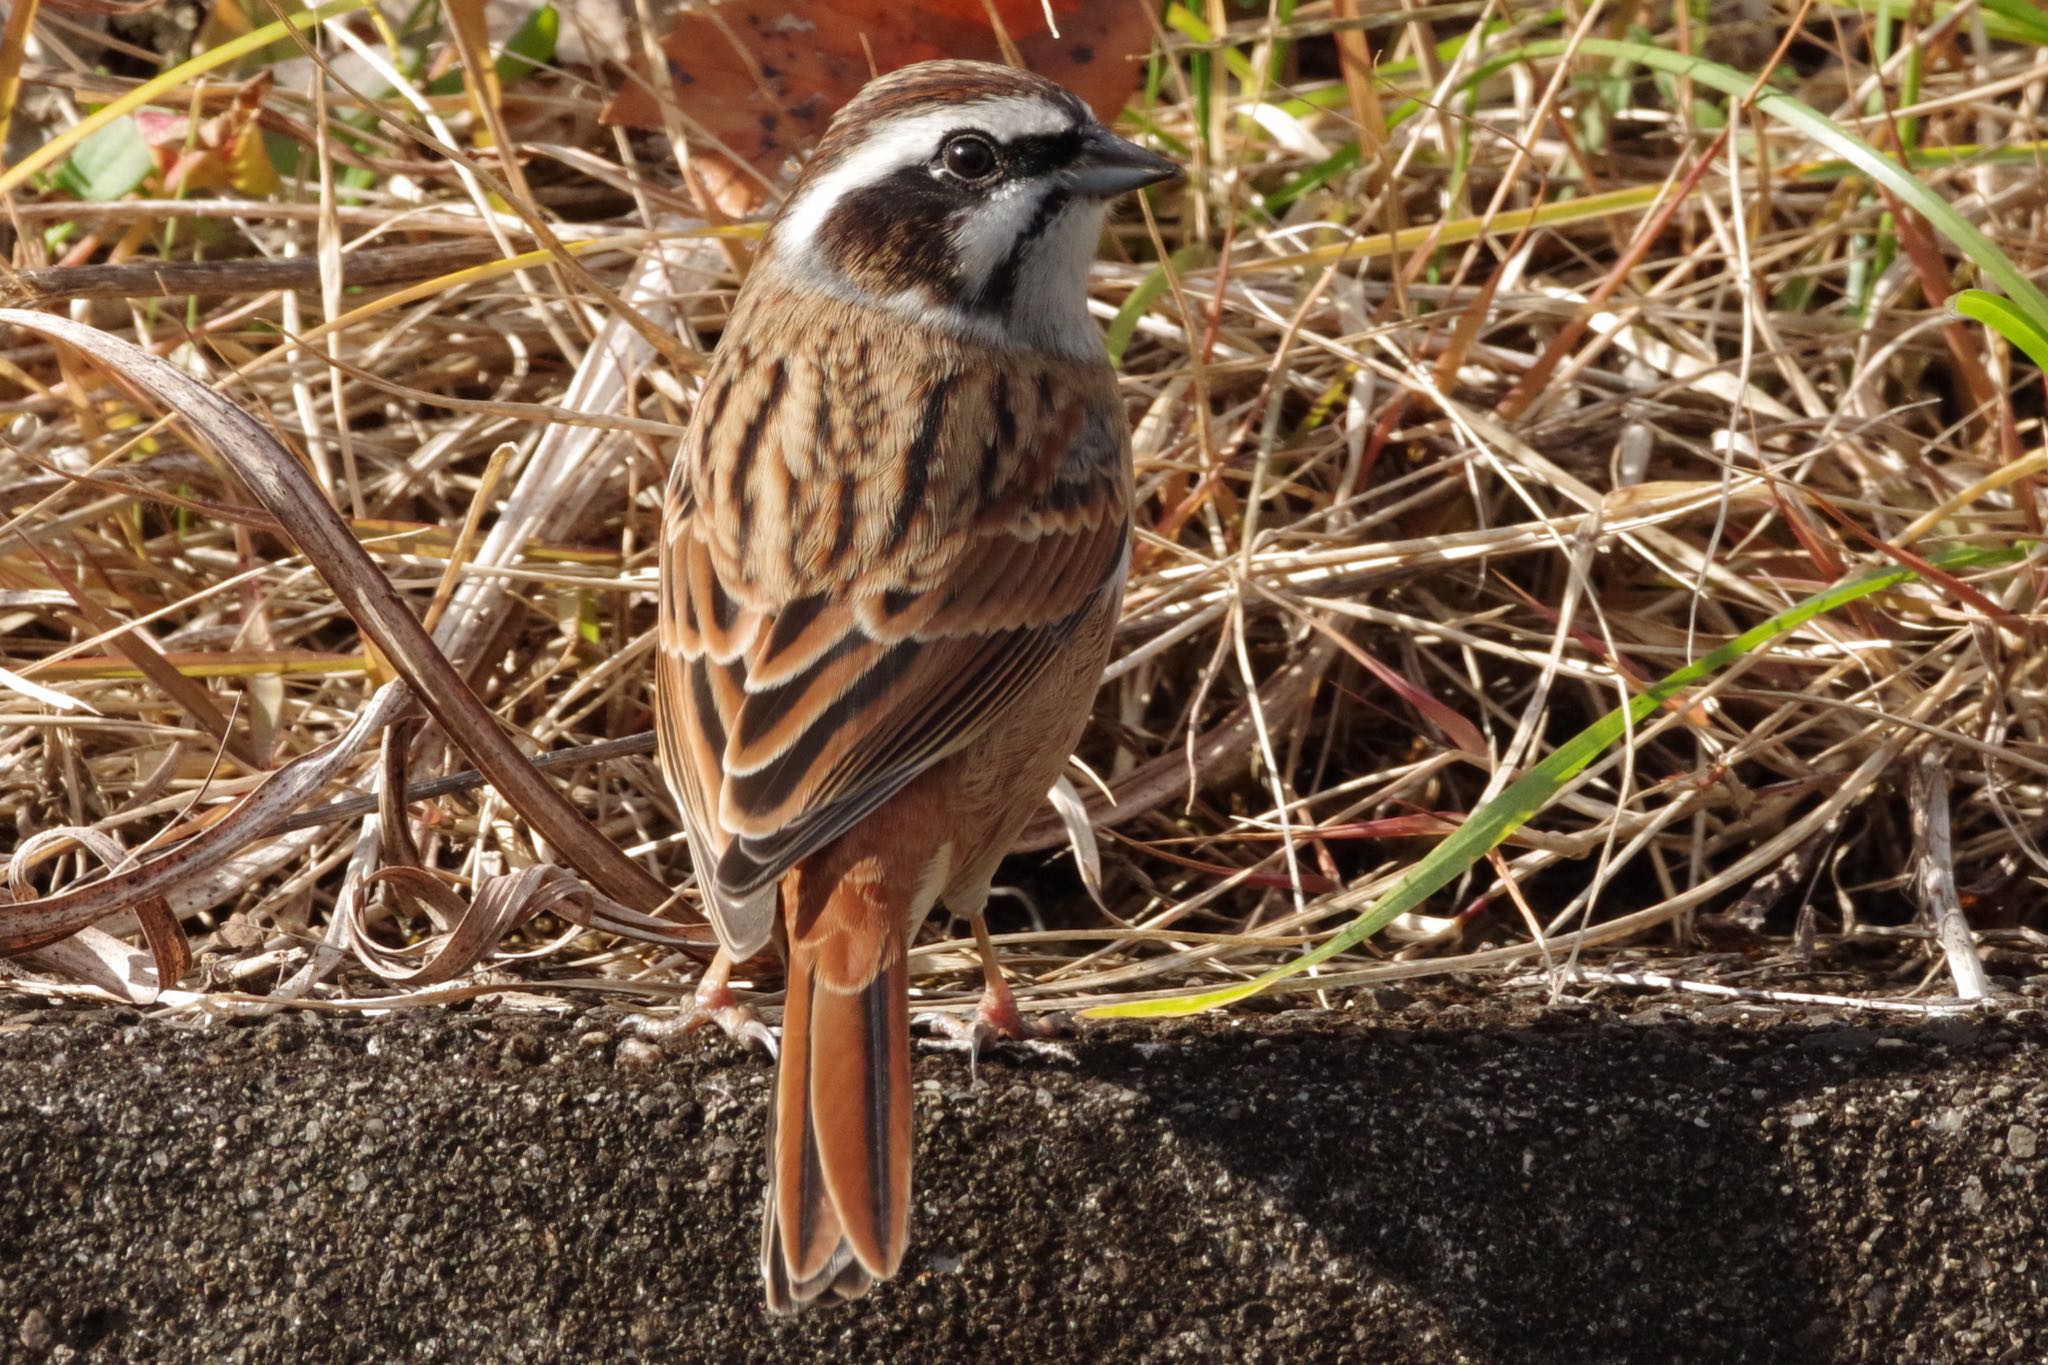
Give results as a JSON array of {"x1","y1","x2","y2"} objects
[
  {"x1": 632, "y1": 948, "x2": 778, "y2": 1056},
  {"x1": 966, "y1": 910, "x2": 1060, "y2": 1041},
  {"x1": 915, "y1": 912, "x2": 1069, "y2": 1071}
]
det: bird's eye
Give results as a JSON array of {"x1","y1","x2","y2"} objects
[{"x1": 940, "y1": 134, "x2": 998, "y2": 182}]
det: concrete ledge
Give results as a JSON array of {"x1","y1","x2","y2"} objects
[{"x1": 0, "y1": 993, "x2": 2042, "y2": 1363}]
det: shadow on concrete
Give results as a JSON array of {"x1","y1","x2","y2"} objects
[{"x1": 0, "y1": 996, "x2": 2038, "y2": 1363}]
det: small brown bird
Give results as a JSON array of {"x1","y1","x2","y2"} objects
[{"x1": 654, "y1": 60, "x2": 1177, "y2": 1311}]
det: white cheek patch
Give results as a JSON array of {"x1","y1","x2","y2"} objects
[
  {"x1": 904, "y1": 201, "x2": 1111, "y2": 360},
  {"x1": 949, "y1": 182, "x2": 1048, "y2": 300},
  {"x1": 1004, "y1": 201, "x2": 1113, "y2": 355}
]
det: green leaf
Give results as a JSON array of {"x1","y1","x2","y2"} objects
[
  {"x1": 0, "y1": 0, "x2": 372, "y2": 200},
  {"x1": 1264, "y1": 142, "x2": 1360, "y2": 212},
  {"x1": 1956, "y1": 290, "x2": 2048, "y2": 373},
  {"x1": 1105, "y1": 245, "x2": 1208, "y2": 368},
  {"x1": 426, "y1": 4, "x2": 560, "y2": 96},
  {"x1": 497, "y1": 4, "x2": 558, "y2": 82},
  {"x1": 55, "y1": 115, "x2": 154, "y2": 202},
  {"x1": 1971, "y1": 0, "x2": 2048, "y2": 45},
  {"x1": 1087, "y1": 542, "x2": 2032, "y2": 1019}
]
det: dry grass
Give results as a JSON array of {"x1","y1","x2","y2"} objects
[{"x1": 2, "y1": 1, "x2": 2045, "y2": 1022}]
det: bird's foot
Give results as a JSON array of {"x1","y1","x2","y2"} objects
[
  {"x1": 914, "y1": 988, "x2": 1073, "y2": 1076},
  {"x1": 630, "y1": 957, "x2": 778, "y2": 1057}
]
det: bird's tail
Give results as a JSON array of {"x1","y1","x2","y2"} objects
[{"x1": 761, "y1": 860, "x2": 912, "y2": 1313}]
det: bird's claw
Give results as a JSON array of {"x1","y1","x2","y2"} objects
[
  {"x1": 913, "y1": 1006, "x2": 1074, "y2": 1078},
  {"x1": 631, "y1": 964, "x2": 779, "y2": 1058},
  {"x1": 631, "y1": 1002, "x2": 780, "y2": 1058}
]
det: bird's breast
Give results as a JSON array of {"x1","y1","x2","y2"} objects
[{"x1": 688, "y1": 283, "x2": 1127, "y2": 603}]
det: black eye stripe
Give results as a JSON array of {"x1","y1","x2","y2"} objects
[
  {"x1": 929, "y1": 127, "x2": 1087, "y2": 185},
  {"x1": 1000, "y1": 130, "x2": 1086, "y2": 178}
]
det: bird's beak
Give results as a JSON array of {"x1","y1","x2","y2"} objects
[{"x1": 1068, "y1": 128, "x2": 1182, "y2": 198}]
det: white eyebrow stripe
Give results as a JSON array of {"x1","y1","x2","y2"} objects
[
  {"x1": 772, "y1": 98, "x2": 1081, "y2": 262},
  {"x1": 965, "y1": 99, "x2": 1084, "y2": 143}
]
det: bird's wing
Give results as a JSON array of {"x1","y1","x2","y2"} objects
[{"x1": 655, "y1": 341, "x2": 1127, "y2": 959}]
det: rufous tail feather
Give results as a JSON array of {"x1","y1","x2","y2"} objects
[{"x1": 761, "y1": 872, "x2": 910, "y2": 1313}]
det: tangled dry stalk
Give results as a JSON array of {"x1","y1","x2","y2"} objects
[{"x1": 1, "y1": 2, "x2": 2044, "y2": 1025}]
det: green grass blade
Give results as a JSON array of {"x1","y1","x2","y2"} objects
[
  {"x1": 1087, "y1": 543, "x2": 2031, "y2": 1020},
  {"x1": 1977, "y1": 0, "x2": 2048, "y2": 45},
  {"x1": 1106, "y1": 245, "x2": 1208, "y2": 367},
  {"x1": 1264, "y1": 142, "x2": 1360, "y2": 212},
  {"x1": 1955, "y1": 290, "x2": 2048, "y2": 373},
  {"x1": 1823, "y1": 0, "x2": 2048, "y2": 44},
  {"x1": 1163, "y1": 6, "x2": 1261, "y2": 86},
  {"x1": 1490, "y1": 38, "x2": 2048, "y2": 351},
  {"x1": 1790, "y1": 138, "x2": 2048, "y2": 180}
]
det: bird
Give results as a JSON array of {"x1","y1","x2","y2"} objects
[{"x1": 652, "y1": 58, "x2": 1178, "y2": 1312}]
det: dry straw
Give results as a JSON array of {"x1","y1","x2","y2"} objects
[{"x1": 1, "y1": 2, "x2": 2043, "y2": 1023}]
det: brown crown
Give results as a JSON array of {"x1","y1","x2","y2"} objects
[{"x1": 804, "y1": 60, "x2": 1091, "y2": 181}]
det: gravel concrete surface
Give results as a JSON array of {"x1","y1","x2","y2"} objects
[{"x1": 0, "y1": 986, "x2": 2043, "y2": 1363}]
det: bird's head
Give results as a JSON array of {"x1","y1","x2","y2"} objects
[{"x1": 765, "y1": 60, "x2": 1180, "y2": 357}]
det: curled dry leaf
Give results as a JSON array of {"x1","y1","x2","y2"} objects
[
  {"x1": 0, "y1": 683, "x2": 409, "y2": 958},
  {"x1": 18, "y1": 927, "x2": 179, "y2": 1005},
  {"x1": 0, "y1": 309, "x2": 678, "y2": 919},
  {"x1": 9, "y1": 826, "x2": 189, "y2": 1002},
  {"x1": 357, "y1": 864, "x2": 702, "y2": 988},
  {"x1": 130, "y1": 72, "x2": 280, "y2": 198},
  {"x1": 0, "y1": 681, "x2": 700, "y2": 995},
  {"x1": 604, "y1": 0, "x2": 1154, "y2": 210}
]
